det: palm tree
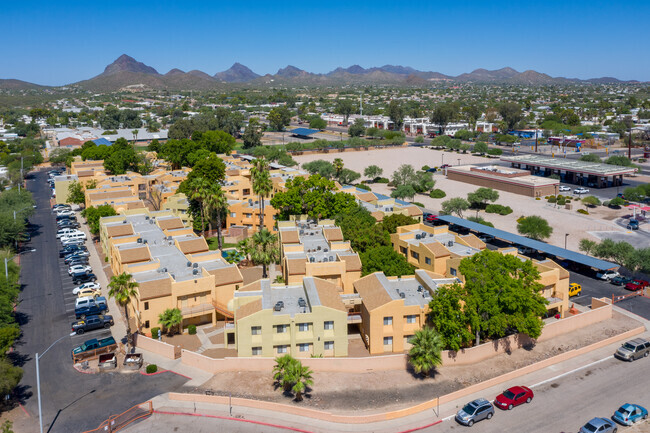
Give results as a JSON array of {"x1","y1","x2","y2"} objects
[
  {"x1": 158, "y1": 308, "x2": 183, "y2": 335},
  {"x1": 250, "y1": 158, "x2": 273, "y2": 230},
  {"x1": 287, "y1": 360, "x2": 313, "y2": 402},
  {"x1": 333, "y1": 158, "x2": 344, "y2": 179},
  {"x1": 188, "y1": 177, "x2": 211, "y2": 237},
  {"x1": 250, "y1": 228, "x2": 279, "y2": 279},
  {"x1": 107, "y1": 272, "x2": 139, "y2": 348},
  {"x1": 273, "y1": 354, "x2": 296, "y2": 391},
  {"x1": 132, "y1": 129, "x2": 139, "y2": 144},
  {"x1": 205, "y1": 185, "x2": 229, "y2": 250},
  {"x1": 408, "y1": 327, "x2": 443, "y2": 377}
]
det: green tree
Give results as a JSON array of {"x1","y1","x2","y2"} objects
[
  {"x1": 430, "y1": 103, "x2": 456, "y2": 135},
  {"x1": 467, "y1": 216, "x2": 494, "y2": 227},
  {"x1": 158, "y1": 308, "x2": 183, "y2": 335},
  {"x1": 338, "y1": 168, "x2": 361, "y2": 185},
  {"x1": 249, "y1": 228, "x2": 279, "y2": 279},
  {"x1": 605, "y1": 155, "x2": 635, "y2": 167},
  {"x1": 0, "y1": 358, "x2": 22, "y2": 397},
  {"x1": 363, "y1": 165, "x2": 383, "y2": 181},
  {"x1": 308, "y1": 116, "x2": 327, "y2": 130},
  {"x1": 391, "y1": 164, "x2": 416, "y2": 188},
  {"x1": 579, "y1": 238, "x2": 597, "y2": 255},
  {"x1": 360, "y1": 245, "x2": 415, "y2": 277},
  {"x1": 581, "y1": 195, "x2": 601, "y2": 210},
  {"x1": 251, "y1": 158, "x2": 273, "y2": 229},
  {"x1": 332, "y1": 158, "x2": 344, "y2": 179},
  {"x1": 517, "y1": 216, "x2": 553, "y2": 241},
  {"x1": 335, "y1": 99, "x2": 355, "y2": 125},
  {"x1": 441, "y1": 198, "x2": 470, "y2": 218},
  {"x1": 428, "y1": 284, "x2": 473, "y2": 351},
  {"x1": 273, "y1": 354, "x2": 296, "y2": 391},
  {"x1": 336, "y1": 206, "x2": 390, "y2": 253},
  {"x1": 386, "y1": 100, "x2": 405, "y2": 131},
  {"x1": 200, "y1": 130, "x2": 236, "y2": 154},
  {"x1": 460, "y1": 250, "x2": 547, "y2": 346},
  {"x1": 467, "y1": 188, "x2": 500, "y2": 209},
  {"x1": 243, "y1": 118, "x2": 264, "y2": 149},
  {"x1": 286, "y1": 359, "x2": 314, "y2": 402},
  {"x1": 499, "y1": 103, "x2": 523, "y2": 132},
  {"x1": 67, "y1": 181, "x2": 86, "y2": 205},
  {"x1": 348, "y1": 118, "x2": 366, "y2": 137},
  {"x1": 80, "y1": 204, "x2": 117, "y2": 235},
  {"x1": 107, "y1": 272, "x2": 139, "y2": 347},
  {"x1": 206, "y1": 185, "x2": 228, "y2": 250},
  {"x1": 408, "y1": 327, "x2": 443, "y2": 377},
  {"x1": 580, "y1": 154, "x2": 601, "y2": 163},
  {"x1": 302, "y1": 160, "x2": 335, "y2": 179},
  {"x1": 180, "y1": 153, "x2": 226, "y2": 189},
  {"x1": 268, "y1": 106, "x2": 292, "y2": 131},
  {"x1": 473, "y1": 141, "x2": 488, "y2": 154},
  {"x1": 391, "y1": 184, "x2": 416, "y2": 201},
  {"x1": 593, "y1": 239, "x2": 636, "y2": 267},
  {"x1": 381, "y1": 214, "x2": 418, "y2": 234},
  {"x1": 187, "y1": 177, "x2": 212, "y2": 237}
]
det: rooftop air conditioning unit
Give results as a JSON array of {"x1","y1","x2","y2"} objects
[
  {"x1": 161, "y1": 268, "x2": 167, "y2": 273},
  {"x1": 193, "y1": 263, "x2": 198, "y2": 268},
  {"x1": 143, "y1": 239, "x2": 148, "y2": 244},
  {"x1": 137, "y1": 238, "x2": 142, "y2": 243},
  {"x1": 329, "y1": 256, "x2": 334, "y2": 261},
  {"x1": 309, "y1": 257, "x2": 315, "y2": 263},
  {"x1": 149, "y1": 220, "x2": 154, "y2": 224},
  {"x1": 400, "y1": 292, "x2": 405, "y2": 299},
  {"x1": 145, "y1": 216, "x2": 149, "y2": 220},
  {"x1": 192, "y1": 269, "x2": 199, "y2": 275},
  {"x1": 187, "y1": 261, "x2": 192, "y2": 267}
]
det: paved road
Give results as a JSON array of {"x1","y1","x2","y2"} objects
[{"x1": 16, "y1": 169, "x2": 188, "y2": 433}]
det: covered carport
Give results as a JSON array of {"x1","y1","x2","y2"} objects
[
  {"x1": 289, "y1": 127, "x2": 320, "y2": 140},
  {"x1": 437, "y1": 215, "x2": 619, "y2": 272}
]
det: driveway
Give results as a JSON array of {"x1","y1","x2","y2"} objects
[{"x1": 15, "y1": 169, "x2": 189, "y2": 433}]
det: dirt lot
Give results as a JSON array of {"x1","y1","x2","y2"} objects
[
  {"x1": 196, "y1": 312, "x2": 639, "y2": 414},
  {"x1": 161, "y1": 333, "x2": 201, "y2": 352}
]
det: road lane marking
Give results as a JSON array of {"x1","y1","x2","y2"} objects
[{"x1": 530, "y1": 355, "x2": 613, "y2": 388}]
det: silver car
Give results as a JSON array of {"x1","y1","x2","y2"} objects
[
  {"x1": 579, "y1": 417, "x2": 617, "y2": 433},
  {"x1": 455, "y1": 398, "x2": 494, "y2": 427},
  {"x1": 615, "y1": 338, "x2": 650, "y2": 361}
]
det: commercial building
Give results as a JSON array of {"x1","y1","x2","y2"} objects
[
  {"x1": 278, "y1": 219, "x2": 362, "y2": 294},
  {"x1": 100, "y1": 210, "x2": 243, "y2": 333},
  {"x1": 446, "y1": 165, "x2": 559, "y2": 198},
  {"x1": 229, "y1": 277, "x2": 349, "y2": 357},
  {"x1": 354, "y1": 270, "x2": 457, "y2": 354}
]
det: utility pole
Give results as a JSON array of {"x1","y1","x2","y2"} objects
[
  {"x1": 535, "y1": 129, "x2": 538, "y2": 153},
  {"x1": 628, "y1": 128, "x2": 632, "y2": 160},
  {"x1": 359, "y1": 92, "x2": 363, "y2": 116}
]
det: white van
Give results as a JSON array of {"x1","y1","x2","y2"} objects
[
  {"x1": 61, "y1": 232, "x2": 86, "y2": 243},
  {"x1": 56, "y1": 228, "x2": 82, "y2": 239},
  {"x1": 75, "y1": 296, "x2": 96, "y2": 309}
]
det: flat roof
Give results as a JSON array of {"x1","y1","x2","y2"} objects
[
  {"x1": 447, "y1": 165, "x2": 559, "y2": 187},
  {"x1": 437, "y1": 215, "x2": 618, "y2": 271},
  {"x1": 501, "y1": 155, "x2": 636, "y2": 176},
  {"x1": 282, "y1": 221, "x2": 353, "y2": 264},
  {"x1": 234, "y1": 278, "x2": 323, "y2": 317},
  {"x1": 290, "y1": 128, "x2": 320, "y2": 136}
]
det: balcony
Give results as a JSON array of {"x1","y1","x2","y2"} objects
[
  {"x1": 347, "y1": 312, "x2": 362, "y2": 324},
  {"x1": 181, "y1": 303, "x2": 215, "y2": 317},
  {"x1": 212, "y1": 300, "x2": 234, "y2": 319}
]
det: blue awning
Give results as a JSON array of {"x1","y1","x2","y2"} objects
[
  {"x1": 436, "y1": 215, "x2": 618, "y2": 271},
  {"x1": 92, "y1": 137, "x2": 112, "y2": 146}
]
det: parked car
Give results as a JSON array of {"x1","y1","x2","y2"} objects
[
  {"x1": 614, "y1": 338, "x2": 650, "y2": 361},
  {"x1": 579, "y1": 417, "x2": 617, "y2": 433},
  {"x1": 558, "y1": 185, "x2": 571, "y2": 192},
  {"x1": 625, "y1": 279, "x2": 649, "y2": 291},
  {"x1": 64, "y1": 250, "x2": 89, "y2": 259},
  {"x1": 52, "y1": 204, "x2": 70, "y2": 211},
  {"x1": 72, "y1": 271, "x2": 97, "y2": 285},
  {"x1": 57, "y1": 221, "x2": 80, "y2": 229},
  {"x1": 61, "y1": 232, "x2": 86, "y2": 243},
  {"x1": 612, "y1": 403, "x2": 648, "y2": 426},
  {"x1": 627, "y1": 219, "x2": 639, "y2": 230},
  {"x1": 75, "y1": 287, "x2": 101, "y2": 298},
  {"x1": 67, "y1": 260, "x2": 90, "y2": 269},
  {"x1": 71, "y1": 315, "x2": 113, "y2": 335},
  {"x1": 56, "y1": 214, "x2": 76, "y2": 222},
  {"x1": 75, "y1": 296, "x2": 99, "y2": 309},
  {"x1": 68, "y1": 264, "x2": 92, "y2": 275},
  {"x1": 56, "y1": 228, "x2": 82, "y2": 238},
  {"x1": 455, "y1": 398, "x2": 494, "y2": 427},
  {"x1": 597, "y1": 270, "x2": 620, "y2": 281},
  {"x1": 568, "y1": 283, "x2": 582, "y2": 297},
  {"x1": 478, "y1": 234, "x2": 495, "y2": 243},
  {"x1": 59, "y1": 245, "x2": 86, "y2": 258},
  {"x1": 610, "y1": 276, "x2": 633, "y2": 286},
  {"x1": 73, "y1": 282, "x2": 101, "y2": 294},
  {"x1": 440, "y1": 164, "x2": 451, "y2": 169},
  {"x1": 425, "y1": 214, "x2": 438, "y2": 223},
  {"x1": 74, "y1": 296, "x2": 108, "y2": 319},
  {"x1": 494, "y1": 386, "x2": 534, "y2": 410},
  {"x1": 61, "y1": 238, "x2": 85, "y2": 247},
  {"x1": 56, "y1": 210, "x2": 75, "y2": 218},
  {"x1": 71, "y1": 336, "x2": 116, "y2": 358},
  {"x1": 574, "y1": 187, "x2": 590, "y2": 194}
]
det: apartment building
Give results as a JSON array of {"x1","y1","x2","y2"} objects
[
  {"x1": 278, "y1": 219, "x2": 362, "y2": 294},
  {"x1": 230, "y1": 277, "x2": 349, "y2": 357},
  {"x1": 100, "y1": 210, "x2": 243, "y2": 333},
  {"x1": 226, "y1": 198, "x2": 277, "y2": 232},
  {"x1": 354, "y1": 270, "x2": 457, "y2": 354},
  {"x1": 339, "y1": 185, "x2": 423, "y2": 223},
  {"x1": 391, "y1": 223, "x2": 486, "y2": 275}
]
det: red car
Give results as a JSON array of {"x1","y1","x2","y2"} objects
[
  {"x1": 425, "y1": 214, "x2": 438, "y2": 223},
  {"x1": 494, "y1": 386, "x2": 534, "y2": 410},
  {"x1": 625, "y1": 279, "x2": 649, "y2": 291}
]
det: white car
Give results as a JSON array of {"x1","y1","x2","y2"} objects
[
  {"x1": 56, "y1": 209, "x2": 75, "y2": 217},
  {"x1": 56, "y1": 229, "x2": 82, "y2": 239},
  {"x1": 75, "y1": 296, "x2": 97, "y2": 309},
  {"x1": 60, "y1": 232, "x2": 86, "y2": 243},
  {"x1": 574, "y1": 187, "x2": 589, "y2": 194},
  {"x1": 68, "y1": 264, "x2": 92, "y2": 275},
  {"x1": 558, "y1": 186, "x2": 571, "y2": 192},
  {"x1": 597, "y1": 270, "x2": 620, "y2": 281},
  {"x1": 73, "y1": 282, "x2": 101, "y2": 295}
]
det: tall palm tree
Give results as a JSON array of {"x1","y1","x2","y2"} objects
[
  {"x1": 273, "y1": 354, "x2": 296, "y2": 391},
  {"x1": 333, "y1": 158, "x2": 344, "y2": 179},
  {"x1": 108, "y1": 272, "x2": 139, "y2": 348},
  {"x1": 250, "y1": 158, "x2": 273, "y2": 230},
  {"x1": 250, "y1": 228, "x2": 279, "y2": 279},
  {"x1": 408, "y1": 327, "x2": 443, "y2": 377},
  {"x1": 205, "y1": 185, "x2": 229, "y2": 250},
  {"x1": 158, "y1": 307, "x2": 183, "y2": 335},
  {"x1": 132, "y1": 129, "x2": 139, "y2": 144},
  {"x1": 287, "y1": 359, "x2": 313, "y2": 401},
  {"x1": 188, "y1": 177, "x2": 211, "y2": 237}
]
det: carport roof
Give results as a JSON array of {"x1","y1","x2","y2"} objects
[
  {"x1": 436, "y1": 215, "x2": 618, "y2": 271},
  {"x1": 290, "y1": 128, "x2": 320, "y2": 136},
  {"x1": 500, "y1": 155, "x2": 636, "y2": 176}
]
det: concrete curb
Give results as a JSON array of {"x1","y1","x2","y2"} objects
[{"x1": 165, "y1": 325, "x2": 645, "y2": 425}]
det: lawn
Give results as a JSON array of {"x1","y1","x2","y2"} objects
[{"x1": 207, "y1": 237, "x2": 238, "y2": 250}]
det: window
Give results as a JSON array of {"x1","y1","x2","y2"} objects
[
  {"x1": 425, "y1": 257, "x2": 431, "y2": 265},
  {"x1": 275, "y1": 345, "x2": 287, "y2": 354},
  {"x1": 324, "y1": 321, "x2": 334, "y2": 330},
  {"x1": 383, "y1": 336, "x2": 393, "y2": 346},
  {"x1": 276, "y1": 324, "x2": 287, "y2": 334},
  {"x1": 383, "y1": 316, "x2": 393, "y2": 326},
  {"x1": 450, "y1": 268, "x2": 457, "y2": 276},
  {"x1": 406, "y1": 335, "x2": 415, "y2": 343},
  {"x1": 144, "y1": 302, "x2": 149, "y2": 310},
  {"x1": 400, "y1": 247, "x2": 407, "y2": 255},
  {"x1": 251, "y1": 326, "x2": 261, "y2": 335},
  {"x1": 244, "y1": 213, "x2": 252, "y2": 218},
  {"x1": 411, "y1": 251, "x2": 419, "y2": 260},
  {"x1": 406, "y1": 315, "x2": 416, "y2": 324},
  {"x1": 252, "y1": 347, "x2": 262, "y2": 356},
  {"x1": 298, "y1": 343, "x2": 310, "y2": 352},
  {"x1": 230, "y1": 212, "x2": 236, "y2": 218},
  {"x1": 324, "y1": 341, "x2": 334, "y2": 351},
  {"x1": 144, "y1": 320, "x2": 150, "y2": 328},
  {"x1": 298, "y1": 323, "x2": 310, "y2": 332}
]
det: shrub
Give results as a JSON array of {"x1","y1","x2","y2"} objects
[
  {"x1": 557, "y1": 197, "x2": 566, "y2": 205},
  {"x1": 356, "y1": 183, "x2": 371, "y2": 191},
  {"x1": 639, "y1": 158, "x2": 647, "y2": 163},
  {"x1": 151, "y1": 327, "x2": 161, "y2": 339},
  {"x1": 577, "y1": 209, "x2": 589, "y2": 215},
  {"x1": 146, "y1": 364, "x2": 158, "y2": 374},
  {"x1": 376, "y1": 177, "x2": 390, "y2": 183},
  {"x1": 485, "y1": 204, "x2": 513, "y2": 215},
  {"x1": 104, "y1": 256, "x2": 108, "y2": 262},
  {"x1": 429, "y1": 189, "x2": 446, "y2": 199},
  {"x1": 421, "y1": 165, "x2": 431, "y2": 171},
  {"x1": 188, "y1": 325, "x2": 197, "y2": 335},
  {"x1": 516, "y1": 216, "x2": 525, "y2": 224},
  {"x1": 411, "y1": 201, "x2": 425, "y2": 207},
  {"x1": 535, "y1": 197, "x2": 541, "y2": 200},
  {"x1": 487, "y1": 148, "x2": 503, "y2": 156},
  {"x1": 547, "y1": 196, "x2": 556, "y2": 203},
  {"x1": 603, "y1": 201, "x2": 610, "y2": 207}
]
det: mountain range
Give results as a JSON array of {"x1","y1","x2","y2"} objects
[{"x1": 1, "y1": 54, "x2": 643, "y2": 91}]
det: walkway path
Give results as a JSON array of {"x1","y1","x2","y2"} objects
[{"x1": 195, "y1": 326, "x2": 225, "y2": 354}]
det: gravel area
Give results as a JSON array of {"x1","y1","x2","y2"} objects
[{"x1": 196, "y1": 312, "x2": 639, "y2": 414}]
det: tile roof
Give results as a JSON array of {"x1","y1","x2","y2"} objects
[
  {"x1": 340, "y1": 254, "x2": 362, "y2": 272},
  {"x1": 177, "y1": 238, "x2": 209, "y2": 254},
  {"x1": 138, "y1": 277, "x2": 172, "y2": 300},
  {"x1": 106, "y1": 224, "x2": 134, "y2": 238},
  {"x1": 207, "y1": 266, "x2": 244, "y2": 285},
  {"x1": 118, "y1": 246, "x2": 151, "y2": 264},
  {"x1": 236, "y1": 299, "x2": 263, "y2": 320},
  {"x1": 158, "y1": 217, "x2": 185, "y2": 231},
  {"x1": 280, "y1": 230, "x2": 300, "y2": 244},
  {"x1": 285, "y1": 258, "x2": 307, "y2": 275},
  {"x1": 322, "y1": 227, "x2": 344, "y2": 242},
  {"x1": 353, "y1": 273, "x2": 393, "y2": 311},
  {"x1": 313, "y1": 278, "x2": 346, "y2": 312}
]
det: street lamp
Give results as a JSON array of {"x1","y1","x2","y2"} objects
[
  {"x1": 565, "y1": 233, "x2": 569, "y2": 250},
  {"x1": 36, "y1": 333, "x2": 76, "y2": 433}
]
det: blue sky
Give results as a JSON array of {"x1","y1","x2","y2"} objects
[{"x1": 3, "y1": 0, "x2": 649, "y2": 85}]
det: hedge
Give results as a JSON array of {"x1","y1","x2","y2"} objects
[
  {"x1": 429, "y1": 189, "x2": 446, "y2": 199},
  {"x1": 188, "y1": 324, "x2": 197, "y2": 335},
  {"x1": 485, "y1": 204, "x2": 513, "y2": 215},
  {"x1": 151, "y1": 327, "x2": 161, "y2": 339}
]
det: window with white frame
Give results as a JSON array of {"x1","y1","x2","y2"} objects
[
  {"x1": 252, "y1": 347, "x2": 262, "y2": 356},
  {"x1": 251, "y1": 326, "x2": 261, "y2": 335},
  {"x1": 324, "y1": 341, "x2": 334, "y2": 351},
  {"x1": 298, "y1": 323, "x2": 310, "y2": 332},
  {"x1": 324, "y1": 320, "x2": 334, "y2": 330},
  {"x1": 383, "y1": 316, "x2": 393, "y2": 326},
  {"x1": 275, "y1": 345, "x2": 288, "y2": 354},
  {"x1": 406, "y1": 315, "x2": 417, "y2": 324},
  {"x1": 276, "y1": 324, "x2": 287, "y2": 334},
  {"x1": 383, "y1": 336, "x2": 393, "y2": 346},
  {"x1": 298, "y1": 343, "x2": 310, "y2": 352}
]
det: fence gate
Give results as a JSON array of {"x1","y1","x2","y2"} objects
[
  {"x1": 612, "y1": 288, "x2": 648, "y2": 304},
  {"x1": 81, "y1": 401, "x2": 153, "y2": 433}
]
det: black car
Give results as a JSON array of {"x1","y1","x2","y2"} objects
[
  {"x1": 59, "y1": 246, "x2": 87, "y2": 258},
  {"x1": 71, "y1": 272, "x2": 97, "y2": 285},
  {"x1": 57, "y1": 220, "x2": 80, "y2": 228},
  {"x1": 56, "y1": 214, "x2": 77, "y2": 222},
  {"x1": 71, "y1": 315, "x2": 113, "y2": 334}
]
